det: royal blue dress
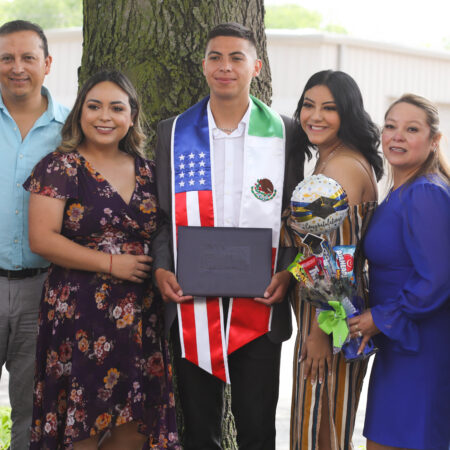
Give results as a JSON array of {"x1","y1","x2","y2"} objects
[{"x1": 363, "y1": 176, "x2": 450, "y2": 449}]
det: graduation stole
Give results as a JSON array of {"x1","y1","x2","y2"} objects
[{"x1": 171, "y1": 96, "x2": 285, "y2": 382}]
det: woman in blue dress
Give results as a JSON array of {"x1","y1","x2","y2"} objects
[{"x1": 349, "y1": 93, "x2": 450, "y2": 450}]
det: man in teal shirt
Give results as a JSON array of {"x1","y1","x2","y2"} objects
[{"x1": 0, "y1": 20, "x2": 69, "y2": 449}]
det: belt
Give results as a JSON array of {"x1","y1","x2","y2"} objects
[{"x1": 0, "y1": 267, "x2": 48, "y2": 280}]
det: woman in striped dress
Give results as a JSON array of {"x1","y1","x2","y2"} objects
[{"x1": 282, "y1": 70, "x2": 383, "y2": 449}]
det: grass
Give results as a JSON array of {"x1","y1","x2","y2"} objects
[{"x1": 0, "y1": 406, "x2": 11, "y2": 450}]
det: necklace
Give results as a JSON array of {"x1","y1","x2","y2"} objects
[
  {"x1": 314, "y1": 143, "x2": 344, "y2": 173},
  {"x1": 217, "y1": 126, "x2": 237, "y2": 134}
]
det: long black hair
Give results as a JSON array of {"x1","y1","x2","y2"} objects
[{"x1": 294, "y1": 70, "x2": 383, "y2": 181}]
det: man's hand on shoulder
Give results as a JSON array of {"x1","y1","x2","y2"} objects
[
  {"x1": 155, "y1": 268, "x2": 193, "y2": 303},
  {"x1": 254, "y1": 270, "x2": 292, "y2": 305}
]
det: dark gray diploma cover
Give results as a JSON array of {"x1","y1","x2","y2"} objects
[{"x1": 177, "y1": 226, "x2": 272, "y2": 298}]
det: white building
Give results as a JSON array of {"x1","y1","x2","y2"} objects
[
  {"x1": 45, "y1": 27, "x2": 450, "y2": 162},
  {"x1": 267, "y1": 30, "x2": 450, "y2": 146}
]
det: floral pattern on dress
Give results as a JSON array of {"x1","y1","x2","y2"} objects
[{"x1": 24, "y1": 150, "x2": 180, "y2": 449}]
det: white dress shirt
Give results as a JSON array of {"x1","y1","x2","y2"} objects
[{"x1": 207, "y1": 101, "x2": 251, "y2": 227}]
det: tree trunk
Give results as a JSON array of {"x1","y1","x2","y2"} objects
[
  {"x1": 81, "y1": 0, "x2": 271, "y2": 157},
  {"x1": 81, "y1": 2, "x2": 271, "y2": 447}
]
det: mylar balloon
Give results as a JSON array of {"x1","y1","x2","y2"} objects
[{"x1": 291, "y1": 174, "x2": 349, "y2": 234}]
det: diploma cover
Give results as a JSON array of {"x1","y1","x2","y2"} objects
[{"x1": 177, "y1": 226, "x2": 272, "y2": 298}]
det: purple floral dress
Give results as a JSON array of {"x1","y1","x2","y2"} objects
[{"x1": 24, "y1": 150, "x2": 180, "y2": 449}]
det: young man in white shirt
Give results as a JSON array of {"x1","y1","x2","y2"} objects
[{"x1": 153, "y1": 22, "x2": 305, "y2": 449}]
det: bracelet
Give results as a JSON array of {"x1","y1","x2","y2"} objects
[{"x1": 109, "y1": 254, "x2": 113, "y2": 275}]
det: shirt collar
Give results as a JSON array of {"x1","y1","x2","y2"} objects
[
  {"x1": 41, "y1": 86, "x2": 67, "y2": 124},
  {"x1": 0, "y1": 86, "x2": 66, "y2": 124},
  {"x1": 208, "y1": 98, "x2": 252, "y2": 138},
  {"x1": 0, "y1": 91, "x2": 7, "y2": 113}
]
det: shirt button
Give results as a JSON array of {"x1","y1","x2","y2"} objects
[
  {"x1": 16, "y1": 183, "x2": 20, "y2": 187},
  {"x1": 15, "y1": 265, "x2": 20, "y2": 269},
  {"x1": 19, "y1": 154, "x2": 23, "y2": 159},
  {"x1": 15, "y1": 209, "x2": 19, "y2": 214},
  {"x1": 14, "y1": 239, "x2": 18, "y2": 244}
]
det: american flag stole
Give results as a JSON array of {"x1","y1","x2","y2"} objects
[{"x1": 171, "y1": 96, "x2": 285, "y2": 382}]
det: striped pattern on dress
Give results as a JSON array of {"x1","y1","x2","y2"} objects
[{"x1": 281, "y1": 202, "x2": 377, "y2": 450}]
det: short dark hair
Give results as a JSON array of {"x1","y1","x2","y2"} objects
[
  {"x1": 0, "y1": 20, "x2": 49, "y2": 58},
  {"x1": 58, "y1": 70, "x2": 146, "y2": 158},
  {"x1": 206, "y1": 22, "x2": 257, "y2": 50},
  {"x1": 294, "y1": 70, "x2": 384, "y2": 181}
]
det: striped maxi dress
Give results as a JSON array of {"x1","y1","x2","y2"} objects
[{"x1": 281, "y1": 202, "x2": 377, "y2": 450}]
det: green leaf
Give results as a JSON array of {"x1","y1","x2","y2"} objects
[
  {"x1": 0, "y1": 0, "x2": 82, "y2": 29},
  {"x1": 0, "y1": 406, "x2": 12, "y2": 450},
  {"x1": 264, "y1": 4, "x2": 347, "y2": 34}
]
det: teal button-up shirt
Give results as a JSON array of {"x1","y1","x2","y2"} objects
[{"x1": 0, "y1": 86, "x2": 70, "y2": 270}]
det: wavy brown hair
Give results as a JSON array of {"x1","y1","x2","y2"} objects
[
  {"x1": 384, "y1": 93, "x2": 450, "y2": 186},
  {"x1": 58, "y1": 70, "x2": 146, "y2": 158}
]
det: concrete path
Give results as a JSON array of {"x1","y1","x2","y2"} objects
[
  {"x1": 0, "y1": 370, "x2": 8, "y2": 407},
  {"x1": 0, "y1": 337, "x2": 370, "y2": 449}
]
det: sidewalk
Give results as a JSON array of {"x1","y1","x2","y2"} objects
[
  {"x1": 0, "y1": 370, "x2": 8, "y2": 407},
  {"x1": 0, "y1": 338, "x2": 370, "y2": 449}
]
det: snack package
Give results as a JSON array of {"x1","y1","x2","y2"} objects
[
  {"x1": 299, "y1": 256, "x2": 321, "y2": 283},
  {"x1": 287, "y1": 252, "x2": 313, "y2": 287},
  {"x1": 320, "y1": 240, "x2": 337, "y2": 277},
  {"x1": 334, "y1": 245, "x2": 355, "y2": 283}
]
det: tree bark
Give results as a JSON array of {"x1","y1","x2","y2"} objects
[{"x1": 81, "y1": 0, "x2": 271, "y2": 157}]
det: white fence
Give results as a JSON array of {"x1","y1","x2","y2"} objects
[{"x1": 45, "y1": 28, "x2": 450, "y2": 159}]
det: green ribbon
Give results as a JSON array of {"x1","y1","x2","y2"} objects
[{"x1": 318, "y1": 301, "x2": 349, "y2": 348}]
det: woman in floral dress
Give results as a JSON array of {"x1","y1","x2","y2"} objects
[{"x1": 24, "y1": 70, "x2": 180, "y2": 449}]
